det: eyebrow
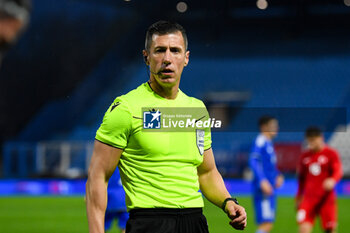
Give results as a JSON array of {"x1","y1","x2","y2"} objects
[{"x1": 154, "y1": 45, "x2": 183, "y2": 51}]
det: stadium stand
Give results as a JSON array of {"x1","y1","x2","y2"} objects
[
  {"x1": 4, "y1": 55, "x2": 350, "y2": 178},
  {"x1": 329, "y1": 124, "x2": 350, "y2": 179},
  {"x1": 2, "y1": 0, "x2": 350, "y2": 179}
]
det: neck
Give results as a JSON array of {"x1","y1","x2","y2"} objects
[
  {"x1": 148, "y1": 77, "x2": 179, "y2": 100},
  {"x1": 312, "y1": 143, "x2": 325, "y2": 152},
  {"x1": 262, "y1": 132, "x2": 272, "y2": 140}
]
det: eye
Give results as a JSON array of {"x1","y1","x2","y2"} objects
[
  {"x1": 155, "y1": 48, "x2": 166, "y2": 53},
  {"x1": 170, "y1": 48, "x2": 181, "y2": 53}
]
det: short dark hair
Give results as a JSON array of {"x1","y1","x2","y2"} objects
[
  {"x1": 258, "y1": 115, "x2": 276, "y2": 128},
  {"x1": 305, "y1": 127, "x2": 322, "y2": 138},
  {"x1": 145, "y1": 20, "x2": 188, "y2": 52}
]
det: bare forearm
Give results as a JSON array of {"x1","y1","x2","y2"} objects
[
  {"x1": 199, "y1": 169, "x2": 231, "y2": 208},
  {"x1": 85, "y1": 141, "x2": 122, "y2": 232},
  {"x1": 86, "y1": 177, "x2": 108, "y2": 233}
]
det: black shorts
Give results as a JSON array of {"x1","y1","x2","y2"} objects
[{"x1": 126, "y1": 208, "x2": 209, "y2": 233}]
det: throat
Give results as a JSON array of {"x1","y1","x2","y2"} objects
[{"x1": 148, "y1": 80, "x2": 179, "y2": 100}]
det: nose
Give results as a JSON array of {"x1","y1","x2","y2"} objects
[{"x1": 162, "y1": 49, "x2": 171, "y2": 65}]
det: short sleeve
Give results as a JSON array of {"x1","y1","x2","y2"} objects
[
  {"x1": 204, "y1": 126, "x2": 212, "y2": 151},
  {"x1": 330, "y1": 149, "x2": 343, "y2": 182},
  {"x1": 95, "y1": 98, "x2": 132, "y2": 149},
  {"x1": 202, "y1": 103, "x2": 212, "y2": 151}
]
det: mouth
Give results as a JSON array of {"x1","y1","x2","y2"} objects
[{"x1": 159, "y1": 68, "x2": 174, "y2": 76}]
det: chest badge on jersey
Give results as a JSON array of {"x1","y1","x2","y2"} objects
[
  {"x1": 318, "y1": 155, "x2": 328, "y2": 164},
  {"x1": 309, "y1": 162, "x2": 321, "y2": 176},
  {"x1": 302, "y1": 157, "x2": 311, "y2": 165},
  {"x1": 196, "y1": 129, "x2": 205, "y2": 155}
]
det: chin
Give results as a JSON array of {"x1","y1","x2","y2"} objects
[{"x1": 158, "y1": 77, "x2": 177, "y2": 85}]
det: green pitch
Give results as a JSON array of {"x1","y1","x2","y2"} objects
[{"x1": 0, "y1": 196, "x2": 349, "y2": 233}]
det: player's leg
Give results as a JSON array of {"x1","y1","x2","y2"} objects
[
  {"x1": 297, "y1": 197, "x2": 316, "y2": 233},
  {"x1": 253, "y1": 195, "x2": 275, "y2": 233},
  {"x1": 105, "y1": 211, "x2": 116, "y2": 231},
  {"x1": 299, "y1": 222, "x2": 313, "y2": 233},
  {"x1": 320, "y1": 195, "x2": 337, "y2": 233},
  {"x1": 257, "y1": 222, "x2": 273, "y2": 233},
  {"x1": 117, "y1": 210, "x2": 129, "y2": 233}
]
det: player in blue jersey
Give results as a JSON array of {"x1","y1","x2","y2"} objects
[
  {"x1": 105, "y1": 169, "x2": 128, "y2": 233},
  {"x1": 249, "y1": 115, "x2": 284, "y2": 233}
]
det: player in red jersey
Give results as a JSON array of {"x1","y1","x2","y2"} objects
[{"x1": 296, "y1": 127, "x2": 343, "y2": 233}]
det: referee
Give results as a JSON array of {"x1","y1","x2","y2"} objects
[{"x1": 86, "y1": 20, "x2": 247, "y2": 233}]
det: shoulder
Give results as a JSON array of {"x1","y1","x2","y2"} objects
[
  {"x1": 180, "y1": 91, "x2": 206, "y2": 107},
  {"x1": 109, "y1": 83, "x2": 149, "y2": 111},
  {"x1": 324, "y1": 146, "x2": 340, "y2": 157},
  {"x1": 300, "y1": 150, "x2": 308, "y2": 157},
  {"x1": 298, "y1": 151, "x2": 312, "y2": 166},
  {"x1": 255, "y1": 134, "x2": 266, "y2": 148},
  {"x1": 116, "y1": 83, "x2": 146, "y2": 103},
  {"x1": 103, "y1": 86, "x2": 145, "y2": 120},
  {"x1": 299, "y1": 150, "x2": 309, "y2": 160}
]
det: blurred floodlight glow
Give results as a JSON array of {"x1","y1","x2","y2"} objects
[
  {"x1": 176, "y1": 2, "x2": 188, "y2": 13},
  {"x1": 257, "y1": 0, "x2": 268, "y2": 10},
  {"x1": 345, "y1": 0, "x2": 350, "y2": 6}
]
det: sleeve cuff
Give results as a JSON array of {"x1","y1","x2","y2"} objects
[{"x1": 95, "y1": 138, "x2": 125, "y2": 150}]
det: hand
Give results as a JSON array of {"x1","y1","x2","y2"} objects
[
  {"x1": 260, "y1": 179, "x2": 273, "y2": 196},
  {"x1": 225, "y1": 201, "x2": 247, "y2": 230},
  {"x1": 275, "y1": 175, "x2": 284, "y2": 189},
  {"x1": 323, "y1": 178, "x2": 336, "y2": 191}
]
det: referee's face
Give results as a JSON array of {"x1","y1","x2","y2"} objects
[{"x1": 145, "y1": 31, "x2": 189, "y2": 87}]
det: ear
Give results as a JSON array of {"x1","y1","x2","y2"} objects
[
  {"x1": 184, "y1": 50, "x2": 190, "y2": 67},
  {"x1": 142, "y1": 50, "x2": 149, "y2": 65}
]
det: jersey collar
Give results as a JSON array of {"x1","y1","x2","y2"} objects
[{"x1": 145, "y1": 81, "x2": 183, "y2": 101}]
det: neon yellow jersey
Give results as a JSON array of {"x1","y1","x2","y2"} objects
[{"x1": 96, "y1": 82, "x2": 212, "y2": 210}]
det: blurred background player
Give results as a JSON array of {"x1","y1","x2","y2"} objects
[
  {"x1": 249, "y1": 115, "x2": 284, "y2": 233},
  {"x1": 105, "y1": 169, "x2": 128, "y2": 233},
  {"x1": 296, "y1": 127, "x2": 343, "y2": 233},
  {"x1": 0, "y1": 0, "x2": 31, "y2": 66}
]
